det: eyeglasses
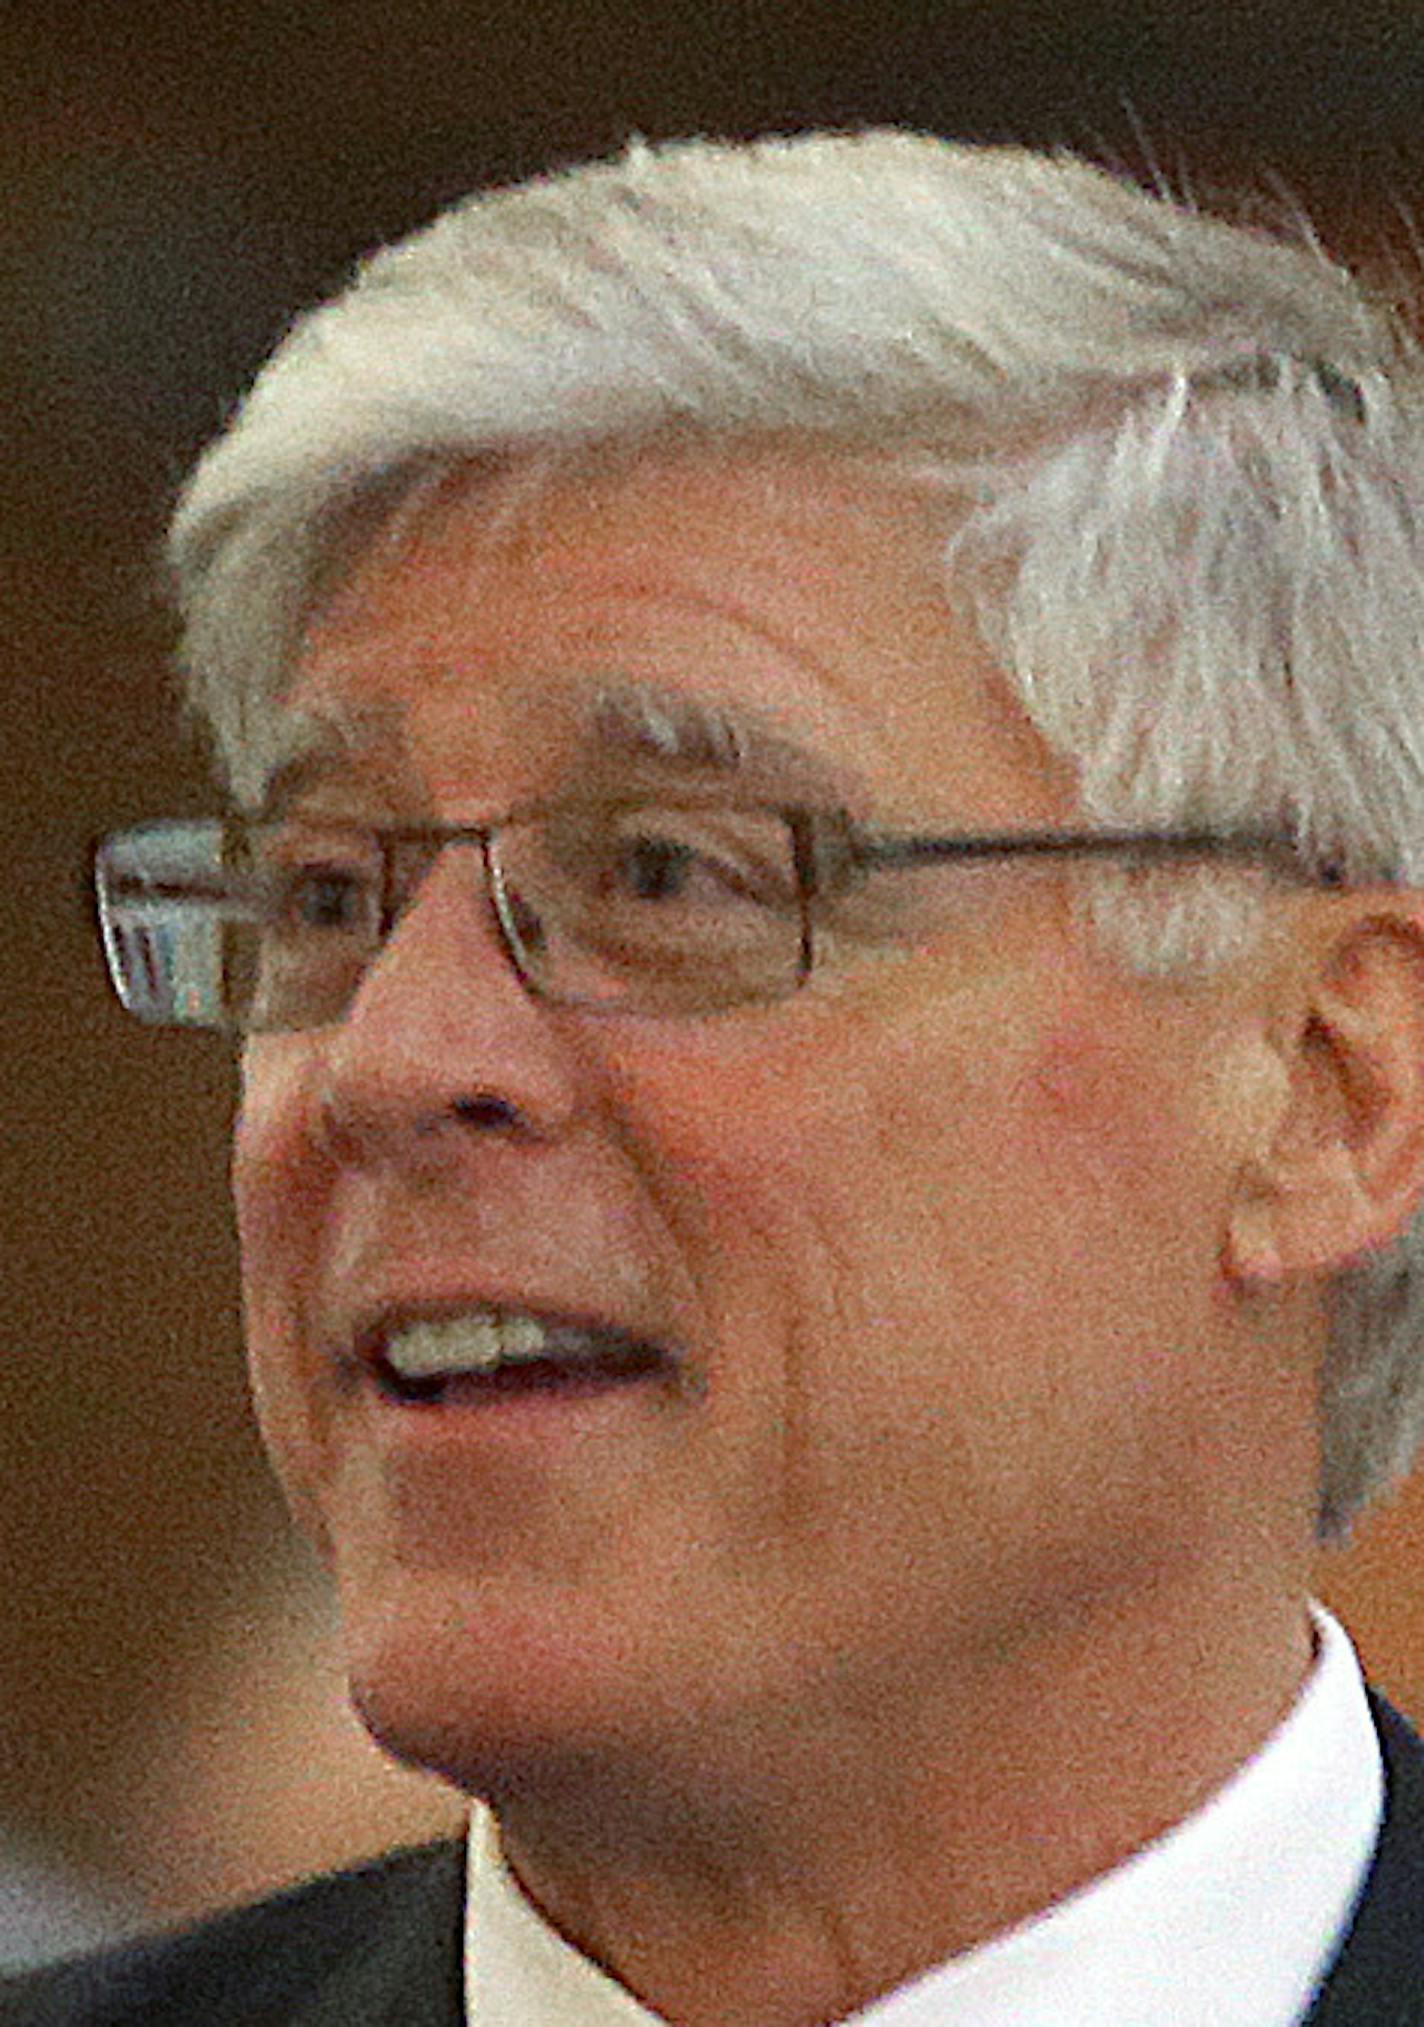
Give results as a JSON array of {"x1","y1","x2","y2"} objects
[{"x1": 92, "y1": 800, "x2": 1316, "y2": 1032}]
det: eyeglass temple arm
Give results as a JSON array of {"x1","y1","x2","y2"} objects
[{"x1": 847, "y1": 827, "x2": 1316, "y2": 872}]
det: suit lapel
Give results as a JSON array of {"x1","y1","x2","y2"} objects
[
  {"x1": 1304, "y1": 1693, "x2": 1424, "y2": 2022},
  {"x1": 289, "y1": 1840, "x2": 466, "y2": 2027}
]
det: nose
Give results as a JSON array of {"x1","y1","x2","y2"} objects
[{"x1": 310, "y1": 843, "x2": 582, "y2": 1169}]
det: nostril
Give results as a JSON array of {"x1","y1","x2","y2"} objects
[
  {"x1": 312, "y1": 1084, "x2": 535, "y2": 1166},
  {"x1": 449, "y1": 1091, "x2": 526, "y2": 1133}
]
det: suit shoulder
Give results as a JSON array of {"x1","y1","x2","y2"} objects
[
  {"x1": 1305, "y1": 1692, "x2": 1424, "y2": 2023},
  {"x1": 0, "y1": 1838, "x2": 466, "y2": 2026}
]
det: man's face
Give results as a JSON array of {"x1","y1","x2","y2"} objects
[{"x1": 235, "y1": 441, "x2": 1298, "y2": 1795}]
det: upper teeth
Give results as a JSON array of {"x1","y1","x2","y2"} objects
[{"x1": 385, "y1": 1310, "x2": 554, "y2": 1380}]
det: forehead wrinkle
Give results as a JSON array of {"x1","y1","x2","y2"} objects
[
  {"x1": 549, "y1": 568, "x2": 911, "y2": 737},
  {"x1": 281, "y1": 456, "x2": 997, "y2": 818},
  {"x1": 300, "y1": 458, "x2": 954, "y2": 810}
]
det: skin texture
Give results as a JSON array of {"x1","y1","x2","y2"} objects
[{"x1": 233, "y1": 439, "x2": 1424, "y2": 2026}]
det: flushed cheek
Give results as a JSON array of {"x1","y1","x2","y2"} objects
[
  {"x1": 1022, "y1": 1014, "x2": 1210, "y2": 1206},
  {"x1": 618, "y1": 1049, "x2": 1066, "y2": 1620},
  {"x1": 628, "y1": 993, "x2": 1192, "y2": 1382},
  {"x1": 616, "y1": 1025, "x2": 974, "y2": 1411},
  {"x1": 996, "y1": 1014, "x2": 1230, "y2": 1336}
]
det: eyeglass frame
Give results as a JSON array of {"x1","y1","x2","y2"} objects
[{"x1": 91, "y1": 799, "x2": 1341, "y2": 1035}]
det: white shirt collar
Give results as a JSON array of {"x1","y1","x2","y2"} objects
[{"x1": 462, "y1": 1603, "x2": 1383, "y2": 2025}]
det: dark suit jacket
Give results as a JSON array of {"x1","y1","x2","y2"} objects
[{"x1": 5, "y1": 1694, "x2": 1424, "y2": 2024}]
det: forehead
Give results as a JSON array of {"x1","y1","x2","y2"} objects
[{"x1": 281, "y1": 440, "x2": 1079, "y2": 824}]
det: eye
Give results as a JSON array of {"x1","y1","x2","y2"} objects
[
  {"x1": 244, "y1": 823, "x2": 382, "y2": 940},
  {"x1": 593, "y1": 809, "x2": 796, "y2": 913},
  {"x1": 614, "y1": 835, "x2": 703, "y2": 901},
  {"x1": 492, "y1": 802, "x2": 805, "y2": 1009},
  {"x1": 278, "y1": 863, "x2": 373, "y2": 932}
]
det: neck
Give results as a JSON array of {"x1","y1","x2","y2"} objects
[{"x1": 491, "y1": 1574, "x2": 1316, "y2": 2027}]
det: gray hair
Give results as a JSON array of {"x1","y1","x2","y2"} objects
[{"x1": 168, "y1": 129, "x2": 1424, "y2": 1541}]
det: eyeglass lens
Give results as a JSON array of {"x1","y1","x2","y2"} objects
[{"x1": 96, "y1": 806, "x2": 811, "y2": 1030}]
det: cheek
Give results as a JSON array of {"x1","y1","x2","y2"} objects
[
  {"x1": 606, "y1": 994, "x2": 1017, "y2": 1339},
  {"x1": 620, "y1": 989, "x2": 1217, "y2": 1353},
  {"x1": 230, "y1": 1045, "x2": 334, "y2": 1519},
  {"x1": 1025, "y1": 1017, "x2": 1176, "y2": 1168},
  {"x1": 231, "y1": 1038, "x2": 328, "y2": 1268},
  {"x1": 999, "y1": 1010, "x2": 1234, "y2": 1343}
]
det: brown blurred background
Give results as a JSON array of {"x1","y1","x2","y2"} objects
[{"x1": 8, "y1": 0, "x2": 1424, "y2": 1956}]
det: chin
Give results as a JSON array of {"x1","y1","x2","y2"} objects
[
  {"x1": 348, "y1": 1665, "x2": 509, "y2": 1798},
  {"x1": 334, "y1": 1572, "x2": 659, "y2": 1801}
]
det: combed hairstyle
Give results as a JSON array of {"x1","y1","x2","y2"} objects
[{"x1": 169, "y1": 128, "x2": 1424, "y2": 1541}]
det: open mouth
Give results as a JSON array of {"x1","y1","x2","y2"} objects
[{"x1": 367, "y1": 1307, "x2": 674, "y2": 1406}]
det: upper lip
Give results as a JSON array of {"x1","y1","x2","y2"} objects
[{"x1": 337, "y1": 1294, "x2": 681, "y2": 1376}]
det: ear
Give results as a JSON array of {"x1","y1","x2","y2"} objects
[{"x1": 1225, "y1": 912, "x2": 1424, "y2": 1284}]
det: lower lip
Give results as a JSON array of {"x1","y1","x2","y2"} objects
[
  {"x1": 383, "y1": 1363, "x2": 659, "y2": 1402},
  {"x1": 351, "y1": 1365, "x2": 676, "y2": 1449}
]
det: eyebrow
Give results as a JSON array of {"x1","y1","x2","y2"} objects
[
  {"x1": 247, "y1": 679, "x2": 858, "y2": 815},
  {"x1": 249, "y1": 701, "x2": 420, "y2": 817},
  {"x1": 586, "y1": 681, "x2": 859, "y2": 804}
]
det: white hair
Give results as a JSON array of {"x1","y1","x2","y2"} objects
[{"x1": 168, "y1": 128, "x2": 1424, "y2": 1541}]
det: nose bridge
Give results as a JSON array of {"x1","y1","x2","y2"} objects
[
  {"x1": 314, "y1": 838, "x2": 578, "y2": 1159},
  {"x1": 385, "y1": 828, "x2": 490, "y2": 943}
]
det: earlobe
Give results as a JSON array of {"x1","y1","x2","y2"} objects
[
  {"x1": 1224, "y1": 914, "x2": 1424, "y2": 1287},
  {"x1": 1227, "y1": 1146, "x2": 1392, "y2": 1284}
]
